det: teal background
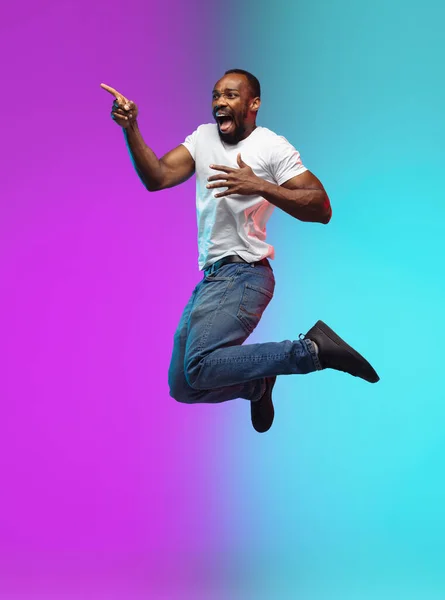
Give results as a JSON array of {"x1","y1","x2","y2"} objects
[{"x1": 222, "y1": 1, "x2": 445, "y2": 598}]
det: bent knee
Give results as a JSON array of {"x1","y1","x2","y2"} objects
[
  {"x1": 167, "y1": 375, "x2": 188, "y2": 403},
  {"x1": 169, "y1": 374, "x2": 201, "y2": 404},
  {"x1": 170, "y1": 391, "x2": 194, "y2": 404},
  {"x1": 184, "y1": 359, "x2": 206, "y2": 391},
  {"x1": 184, "y1": 369, "x2": 206, "y2": 391},
  {"x1": 168, "y1": 379, "x2": 195, "y2": 403}
]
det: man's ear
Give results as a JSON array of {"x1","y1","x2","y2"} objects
[{"x1": 250, "y1": 97, "x2": 261, "y2": 113}]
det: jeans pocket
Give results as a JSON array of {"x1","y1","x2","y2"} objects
[{"x1": 237, "y1": 283, "x2": 274, "y2": 334}]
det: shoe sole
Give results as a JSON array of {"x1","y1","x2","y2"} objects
[{"x1": 315, "y1": 320, "x2": 380, "y2": 383}]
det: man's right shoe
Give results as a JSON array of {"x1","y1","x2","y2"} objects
[
  {"x1": 301, "y1": 320, "x2": 380, "y2": 383},
  {"x1": 251, "y1": 376, "x2": 276, "y2": 433}
]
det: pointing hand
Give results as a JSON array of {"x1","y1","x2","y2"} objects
[{"x1": 101, "y1": 83, "x2": 139, "y2": 129}]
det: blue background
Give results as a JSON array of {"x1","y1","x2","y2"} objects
[{"x1": 223, "y1": 1, "x2": 445, "y2": 598}]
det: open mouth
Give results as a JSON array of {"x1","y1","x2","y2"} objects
[{"x1": 216, "y1": 115, "x2": 234, "y2": 133}]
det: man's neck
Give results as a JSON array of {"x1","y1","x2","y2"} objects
[{"x1": 240, "y1": 123, "x2": 257, "y2": 141}]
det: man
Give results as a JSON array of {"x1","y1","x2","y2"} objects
[{"x1": 101, "y1": 69, "x2": 379, "y2": 434}]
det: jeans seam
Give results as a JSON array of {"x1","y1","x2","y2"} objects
[
  {"x1": 304, "y1": 338, "x2": 322, "y2": 370},
  {"x1": 201, "y1": 341, "x2": 321, "y2": 370},
  {"x1": 196, "y1": 276, "x2": 237, "y2": 353}
]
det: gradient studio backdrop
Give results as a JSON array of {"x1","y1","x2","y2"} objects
[{"x1": 1, "y1": 0, "x2": 444, "y2": 599}]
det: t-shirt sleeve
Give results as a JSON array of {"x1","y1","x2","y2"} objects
[
  {"x1": 181, "y1": 127, "x2": 199, "y2": 160},
  {"x1": 270, "y1": 135, "x2": 307, "y2": 185}
]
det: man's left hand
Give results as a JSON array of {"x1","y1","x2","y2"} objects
[{"x1": 207, "y1": 154, "x2": 262, "y2": 198}]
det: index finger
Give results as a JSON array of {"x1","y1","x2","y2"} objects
[
  {"x1": 100, "y1": 83, "x2": 124, "y2": 100},
  {"x1": 209, "y1": 164, "x2": 234, "y2": 173}
]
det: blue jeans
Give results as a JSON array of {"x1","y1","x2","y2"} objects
[{"x1": 168, "y1": 261, "x2": 321, "y2": 404}]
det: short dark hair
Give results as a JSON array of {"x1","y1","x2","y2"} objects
[{"x1": 225, "y1": 69, "x2": 261, "y2": 99}]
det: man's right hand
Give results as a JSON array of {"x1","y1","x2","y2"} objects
[
  {"x1": 100, "y1": 82, "x2": 195, "y2": 191},
  {"x1": 101, "y1": 83, "x2": 139, "y2": 129}
]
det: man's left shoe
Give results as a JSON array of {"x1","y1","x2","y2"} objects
[
  {"x1": 251, "y1": 376, "x2": 276, "y2": 433},
  {"x1": 302, "y1": 320, "x2": 379, "y2": 383}
]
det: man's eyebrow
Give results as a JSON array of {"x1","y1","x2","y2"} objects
[{"x1": 212, "y1": 88, "x2": 240, "y2": 94}]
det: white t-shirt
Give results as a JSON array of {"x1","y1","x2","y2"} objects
[{"x1": 182, "y1": 124, "x2": 307, "y2": 270}]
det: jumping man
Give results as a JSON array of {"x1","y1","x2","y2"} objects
[{"x1": 101, "y1": 69, "x2": 379, "y2": 434}]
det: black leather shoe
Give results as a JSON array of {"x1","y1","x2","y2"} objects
[
  {"x1": 301, "y1": 320, "x2": 379, "y2": 383},
  {"x1": 251, "y1": 376, "x2": 276, "y2": 433}
]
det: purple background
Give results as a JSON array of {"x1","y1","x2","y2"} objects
[{"x1": 1, "y1": 1, "x2": 232, "y2": 597}]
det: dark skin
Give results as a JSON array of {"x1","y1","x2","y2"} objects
[
  {"x1": 211, "y1": 74, "x2": 260, "y2": 144},
  {"x1": 100, "y1": 74, "x2": 331, "y2": 223}
]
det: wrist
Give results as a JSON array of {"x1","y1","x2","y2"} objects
[
  {"x1": 124, "y1": 119, "x2": 139, "y2": 135},
  {"x1": 257, "y1": 177, "x2": 272, "y2": 197}
]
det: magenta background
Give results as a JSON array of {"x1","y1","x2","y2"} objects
[{"x1": 0, "y1": 1, "x2": 231, "y2": 597}]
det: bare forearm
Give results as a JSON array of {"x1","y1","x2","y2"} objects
[
  {"x1": 123, "y1": 121, "x2": 163, "y2": 191},
  {"x1": 258, "y1": 179, "x2": 331, "y2": 224}
]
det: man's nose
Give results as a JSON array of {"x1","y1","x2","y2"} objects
[{"x1": 215, "y1": 97, "x2": 228, "y2": 108}]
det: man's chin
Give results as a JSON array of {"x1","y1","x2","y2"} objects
[
  {"x1": 217, "y1": 127, "x2": 242, "y2": 145},
  {"x1": 218, "y1": 132, "x2": 236, "y2": 145}
]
